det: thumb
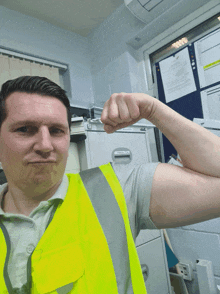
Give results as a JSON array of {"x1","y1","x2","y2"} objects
[{"x1": 103, "y1": 117, "x2": 141, "y2": 134}]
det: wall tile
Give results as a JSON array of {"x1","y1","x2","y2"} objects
[
  {"x1": 109, "y1": 73, "x2": 132, "y2": 94},
  {"x1": 182, "y1": 218, "x2": 220, "y2": 234}
]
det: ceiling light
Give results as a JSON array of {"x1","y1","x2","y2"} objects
[{"x1": 172, "y1": 37, "x2": 188, "y2": 49}]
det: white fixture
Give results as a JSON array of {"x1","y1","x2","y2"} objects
[
  {"x1": 124, "y1": 0, "x2": 164, "y2": 23},
  {"x1": 196, "y1": 259, "x2": 217, "y2": 294}
]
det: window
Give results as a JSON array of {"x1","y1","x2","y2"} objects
[
  {"x1": 149, "y1": 12, "x2": 220, "y2": 83},
  {"x1": 0, "y1": 48, "x2": 68, "y2": 88}
]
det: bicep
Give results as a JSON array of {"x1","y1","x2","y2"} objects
[{"x1": 149, "y1": 163, "x2": 220, "y2": 229}]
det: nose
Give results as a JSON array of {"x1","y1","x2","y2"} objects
[{"x1": 33, "y1": 126, "x2": 54, "y2": 153}]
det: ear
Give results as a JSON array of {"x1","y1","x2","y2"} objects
[
  {"x1": 0, "y1": 145, "x2": 2, "y2": 163},
  {"x1": 0, "y1": 139, "x2": 2, "y2": 163}
]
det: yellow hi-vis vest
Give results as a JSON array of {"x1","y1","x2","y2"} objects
[{"x1": 0, "y1": 163, "x2": 147, "y2": 294}]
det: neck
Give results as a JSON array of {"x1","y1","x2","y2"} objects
[{"x1": 2, "y1": 179, "x2": 62, "y2": 216}]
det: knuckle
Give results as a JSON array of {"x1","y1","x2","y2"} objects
[
  {"x1": 131, "y1": 111, "x2": 139, "y2": 119},
  {"x1": 115, "y1": 93, "x2": 123, "y2": 102},
  {"x1": 126, "y1": 94, "x2": 133, "y2": 101},
  {"x1": 122, "y1": 94, "x2": 133, "y2": 105},
  {"x1": 110, "y1": 93, "x2": 117, "y2": 101},
  {"x1": 120, "y1": 114, "x2": 131, "y2": 121},
  {"x1": 100, "y1": 115, "x2": 107, "y2": 123},
  {"x1": 118, "y1": 93, "x2": 124, "y2": 98},
  {"x1": 108, "y1": 112, "x2": 118, "y2": 120}
]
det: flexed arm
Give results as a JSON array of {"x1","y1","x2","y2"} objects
[
  {"x1": 101, "y1": 93, "x2": 220, "y2": 228},
  {"x1": 101, "y1": 92, "x2": 220, "y2": 178}
]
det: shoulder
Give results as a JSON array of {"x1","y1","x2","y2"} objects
[{"x1": 111, "y1": 161, "x2": 160, "y2": 189}]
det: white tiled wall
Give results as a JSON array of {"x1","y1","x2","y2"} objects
[{"x1": 90, "y1": 50, "x2": 148, "y2": 107}]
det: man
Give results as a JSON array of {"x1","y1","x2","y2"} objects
[{"x1": 0, "y1": 76, "x2": 220, "y2": 294}]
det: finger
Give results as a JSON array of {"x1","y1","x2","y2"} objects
[
  {"x1": 103, "y1": 124, "x2": 115, "y2": 134},
  {"x1": 104, "y1": 116, "x2": 141, "y2": 134},
  {"x1": 100, "y1": 100, "x2": 109, "y2": 123},
  {"x1": 108, "y1": 94, "x2": 123, "y2": 124},
  {"x1": 101, "y1": 100, "x2": 118, "y2": 127},
  {"x1": 126, "y1": 94, "x2": 140, "y2": 120},
  {"x1": 107, "y1": 93, "x2": 132, "y2": 124},
  {"x1": 118, "y1": 97, "x2": 132, "y2": 123}
]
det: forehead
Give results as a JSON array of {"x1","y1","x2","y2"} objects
[{"x1": 5, "y1": 92, "x2": 68, "y2": 125}]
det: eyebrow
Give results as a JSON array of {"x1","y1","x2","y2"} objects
[{"x1": 9, "y1": 120, "x2": 69, "y2": 130}]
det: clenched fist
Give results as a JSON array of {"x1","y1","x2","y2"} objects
[{"x1": 100, "y1": 93, "x2": 156, "y2": 133}]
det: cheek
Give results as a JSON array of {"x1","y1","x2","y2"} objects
[
  {"x1": 0, "y1": 142, "x2": 25, "y2": 174},
  {"x1": 2, "y1": 147, "x2": 24, "y2": 168},
  {"x1": 57, "y1": 138, "x2": 70, "y2": 154},
  {"x1": 4, "y1": 137, "x2": 28, "y2": 156},
  {"x1": 0, "y1": 137, "x2": 32, "y2": 168}
]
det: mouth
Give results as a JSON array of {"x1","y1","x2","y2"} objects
[
  {"x1": 29, "y1": 161, "x2": 56, "y2": 163},
  {"x1": 29, "y1": 162, "x2": 55, "y2": 165}
]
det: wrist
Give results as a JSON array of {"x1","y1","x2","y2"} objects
[{"x1": 141, "y1": 96, "x2": 161, "y2": 122}]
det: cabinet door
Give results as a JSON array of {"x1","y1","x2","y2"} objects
[
  {"x1": 136, "y1": 238, "x2": 170, "y2": 294},
  {"x1": 85, "y1": 131, "x2": 151, "y2": 168},
  {"x1": 135, "y1": 229, "x2": 161, "y2": 246}
]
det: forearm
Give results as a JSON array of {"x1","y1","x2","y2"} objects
[{"x1": 148, "y1": 97, "x2": 220, "y2": 178}]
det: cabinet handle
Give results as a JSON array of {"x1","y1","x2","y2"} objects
[
  {"x1": 112, "y1": 148, "x2": 132, "y2": 164},
  {"x1": 141, "y1": 264, "x2": 149, "y2": 281}
]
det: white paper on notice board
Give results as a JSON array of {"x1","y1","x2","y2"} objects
[
  {"x1": 194, "y1": 28, "x2": 220, "y2": 88},
  {"x1": 159, "y1": 47, "x2": 196, "y2": 103},
  {"x1": 200, "y1": 84, "x2": 220, "y2": 120}
]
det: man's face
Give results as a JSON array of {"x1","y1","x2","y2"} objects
[{"x1": 0, "y1": 92, "x2": 70, "y2": 192}]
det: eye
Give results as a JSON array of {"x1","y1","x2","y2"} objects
[
  {"x1": 15, "y1": 126, "x2": 65, "y2": 135},
  {"x1": 51, "y1": 128, "x2": 64, "y2": 134},
  {"x1": 16, "y1": 126, "x2": 37, "y2": 135},
  {"x1": 16, "y1": 126, "x2": 30, "y2": 133}
]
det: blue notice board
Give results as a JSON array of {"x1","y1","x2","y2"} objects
[{"x1": 155, "y1": 44, "x2": 203, "y2": 162}]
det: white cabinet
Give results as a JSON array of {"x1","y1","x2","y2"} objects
[
  {"x1": 77, "y1": 120, "x2": 156, "y2": 170},
  {"x1": 85, "y1": 130, "x2": 151, "y2": 169},
  {"x1": 136, "y1": 230, "x2": 171, "y2": 294}
]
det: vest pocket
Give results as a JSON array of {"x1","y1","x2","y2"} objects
[{"x1": 32, "y1": 242, "x2": 85, "y2": 293}]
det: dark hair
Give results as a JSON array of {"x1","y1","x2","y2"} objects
[{"x1": 0, "y1": 76, "x2": 71, "y2": 131}]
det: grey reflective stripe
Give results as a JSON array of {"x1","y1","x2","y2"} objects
[
  {"x1": 0, "y1": 222, "x2": 13, "y2": 294},
  {"x1": 57, "y1": 282, "x2": 74, "y2": 294},
  {"x1": 79, "y1": 166, "x2": 133, "y2": 294}
]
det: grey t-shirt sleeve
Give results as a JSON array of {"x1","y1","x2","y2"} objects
[{"x1": 111, "y1": 162, "x2": 160, "y2": 240}]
